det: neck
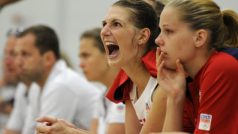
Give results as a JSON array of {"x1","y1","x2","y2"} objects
[
  {"x1": 185, "y1": 48, "x2": 215, "y2": 78},
  {"x1": 122, "y1": 59, "x2": 150, "y2": 97},
  {"x1": 100, "y1": 67, "x2": 119, "y2": 88},
  {"x1": 37, "y1": 64, "x2": 54, "y2": 89}
]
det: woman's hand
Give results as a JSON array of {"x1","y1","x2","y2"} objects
[
  {"x1": 156, "y1": 48, "x2": 187, "y2": 131},
  {"x1": 156, "y1": 48, "x2": 186, "y2": 101}
]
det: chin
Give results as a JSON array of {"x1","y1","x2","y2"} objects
[
  {"x1": 108, "y1": 60, "x2": 121, "y2": 68},
  {"x1": 85, "y1": 75, "x2": 94, "y2": 81},
  {"x1": 164, "y1": 62, "x2": 177, "y2": 70},
  {"x1": 87, "y1": 78, "x2": 95, "y2": 82}
]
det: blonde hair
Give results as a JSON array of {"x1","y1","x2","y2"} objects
[{"x1": 166, "y1": 0, "x2": 238, "y2": 49}]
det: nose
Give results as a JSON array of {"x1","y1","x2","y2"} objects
[
  {"x1": 79, "y1": 59, "x2": 85, "y2": 69},
  {"x1": 101, "y1": 24, "x2": 111, "y2": 38},
  {"x1": 12, "y1": 55, "x2": 23, "y2": 76},
  {"x1": 4, "y1": 55, "x2": 14, "y2": 66},
  {"x1": 155, "y1": 33, "x2": 164, "y2": 47},
  {"x1": 14, "y1": 54, "x2": 23, "y2": 68}
]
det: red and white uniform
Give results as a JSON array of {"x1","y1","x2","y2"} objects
[
  {"x1": 184, "y1": 52, "x2": 238, "y2": 134},
  {"x1": 106, "y1": 49, "x2": 157, "y2": 124},
  {"x1": 130, "y1": 77, "x2": 157, "y2": 124}
]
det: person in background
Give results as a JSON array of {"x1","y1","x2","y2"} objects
[
  {"x1": 0, "y1": 28, "x2": 21, "y2": 133},
  {"x1": 154, "y1": 0, "x2": 238, "y2": 133},
  {"x1": 143, "y1": 0, "x2": 164, "y2": 20},
  {"x1": 4, "y1": 82, "x2": 39, "y2": 134},
  {"x1": 6, "y1": 24, "x2": 100, "y2": 134},
  {"x1": 79, "y1": 28, "x2": 125, "y2": 134},
  {"x1": 3, "y1": 28, "x2": 41, "y2": 134},
  {"x1": 36, "y1": 28, "x2": 125, "y2": 134}
]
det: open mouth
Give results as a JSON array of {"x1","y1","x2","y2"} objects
[{"x1": 107, "y1": 44, "x2": 119, "y2": 58}]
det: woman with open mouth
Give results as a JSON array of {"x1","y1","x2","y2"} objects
[
  {"x1": 101, "y1": 0, "x2": 165, "y2": 133},
  {"x1": 36, "y1": 0, "x2": 165, "y2": 134}
]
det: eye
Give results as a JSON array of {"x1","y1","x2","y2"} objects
[
  {"x1": 112, "y1": 21, "x2": 122, "y2": 28},
  {"x1": 12, "y1": 51, "x2": 18, "y2": 57},
  {"x1": 9, "y1": 50, "x2": 15, "y2": 57},
  {"x1": 102, "y1": 21, "x2": 107, "y2": 27},
  {"x1": 79, "y1": 53, "x2": 90, "y2": 59},
  {"x1": 22, "y1": 51, "x2": 31, "y2": 58},
  {"x1": 164, "y1": 29, "x2": 173, "y2": 35}
]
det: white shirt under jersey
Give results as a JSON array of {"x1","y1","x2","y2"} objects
[
  {"x1": 6, "y1": 82, "x2": 39, "y2": 133},
  {"x1": 130, "y1": 76, "x2": 158, "y2": 125},
  {"x1": 94, "y1": 88, "x2": 125, "y2": 134}
]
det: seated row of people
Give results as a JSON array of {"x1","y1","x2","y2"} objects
[
  {"x1": 35, "y1": 0, "x2": 238, "y2": 134},
  {"x1": 3, "y1": 25, "x2": 125, "y2": 134},
  {"x1": 1, "y1": 0, "x2": 238, "y2": 134}
]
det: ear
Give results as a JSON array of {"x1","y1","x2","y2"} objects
[
  {"x1": 138, "y1": 28, "x2": 151, "y2": 46},
  {"x1": 42, "y1": 51, "x2": 56, "y2": 68},
  {"x1": 193, "y1": 29, "x2": 208, "y2": 48}
]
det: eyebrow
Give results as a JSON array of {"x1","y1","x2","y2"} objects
[
  {"x1": 102, "y1": 20, "x2": 106, "y2": 25},
  {"x1": 161, "y1": 24, "x2": 169, "y2": 27},
  {"x1": 102, "y1": 18, "x2": 123, "y2": 24}
]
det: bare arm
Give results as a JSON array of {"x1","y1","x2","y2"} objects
[
  {"x1": 156, "y1": 48, "x2": 186, "y2": 132},
  {"x1": 3, "y1": 129, "x2": 20, "y2": 134},
  {"x1": 125, "y1": 100, "x2": 142, "y2": 134},
  {"x1": 89, "y1": 118, "x2": 98, "y2": 134},
  {"x1": 140, "y1": 87, "x2": 167, "y2": 134},
  {"x1": 106, "y1": 123, "x2": 125, "y2": 134},
  {"x1": 162, "y1": 96, "x2": 185, "y2": 131}
]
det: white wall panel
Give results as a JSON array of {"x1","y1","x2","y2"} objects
[{"x1": 0, "y1": 0, "x2": 236, "y2": 75}]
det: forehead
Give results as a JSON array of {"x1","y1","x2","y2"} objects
[
  {"x1": 160, "y1": 7, "x2": 184, "y2": 27},
  {"x1": 79, "y1": 38, "x2": 95, "y2": 48},
  {"x1": 103, "y1": 6, "x2": 132, "y2": 22},
  {"x1": 15, "y1": 33, "x2": 37, "y2": 51},
  {"x1": 5, "y1": 36, "x2": 17, "y2": 51},
  {"x1": 79, "y1": 38, "x2": 98, "y2": 51}
]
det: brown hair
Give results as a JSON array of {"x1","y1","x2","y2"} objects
[
  {"x1": 18, "y1": 25, "x2": 61, "y2": 59},
  {"x1": 80, "y1": 28, "x2": 104, "y2": 53},
  {"x1": 113, "y1": 0, "x2": 159, "y2": 53},
  {"x1": 167, "y1": 0, "x2": 238, "y2": 49}
]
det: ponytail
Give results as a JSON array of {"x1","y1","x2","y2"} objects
[
  {"x1": 222, "y1": 10, "x2": 238, "y2": 48},
  {"x1": 166, "y1": 0, "x2": 238, "y2": 50}
]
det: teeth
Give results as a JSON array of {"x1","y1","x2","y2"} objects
[{"x1": 105, "y1": 42, "x2": 115, "y2": 45}]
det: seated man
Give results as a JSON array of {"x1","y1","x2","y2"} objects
[
  {"x1": 0, "y1": 28, "x2": 21, "y2": 132},
  {"x1": 5, "y1": 25, "x2": 100, "y2": 134}
]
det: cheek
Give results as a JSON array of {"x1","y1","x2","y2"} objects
[
  {"x1": 27, "y1": 59, "x2": 40, "y2": 70},
  {"x1": 86, "y1": 58, "x2": 99, "y2": 71},
  {"x1": 171, "y1": 43, "x2": 194, "y2": 67},
  {"x1": 87, "y1": 58, "x2": 100, "y2": 69},
  {"x1": 168, "y1": 34, "x2": 190, "y2": 52},
  {"x1": 121, "y1": 42, "x2": 139, "y2": 62},
  {"x1": 93, "y1": 59, "x2": 108, "y2": 75}
]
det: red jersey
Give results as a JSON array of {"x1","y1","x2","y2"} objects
[
  {"x1": 184, "y1": 52, "x2": 238, "y2": 134},
  {"x1": 106, "y1": 49, "x2": 157, "y2": 103}
]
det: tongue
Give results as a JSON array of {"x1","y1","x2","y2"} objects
[{"x1": 109, "y1": 49, "x2": 119, "y2": 58}]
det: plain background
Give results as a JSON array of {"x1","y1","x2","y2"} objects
[{"x1": 0, "y1": 0, "x2": 237, "y2": 75}]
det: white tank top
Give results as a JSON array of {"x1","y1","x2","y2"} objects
[{"x1": 129, "y1": 76, "x2": 158, "y2": 125}]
